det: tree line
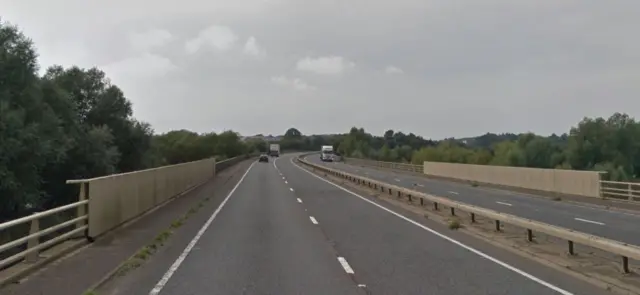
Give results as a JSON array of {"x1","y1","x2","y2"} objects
[
  {"x1": 333, "y1": 113, "x2": 640, "y2": 182},
  {"x1": 3, "y1": 19, "x2": 637, "y2": 224},
  {"x1": 0, "y1": 21, "x2": 256, "y2": 222}
]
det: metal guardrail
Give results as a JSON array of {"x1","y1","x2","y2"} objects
[
  {"x1": 344, "y1": 157, "x2": 424, "y2": 173},
  {"x1": 0, "y1": 154, "x2": 254, "y2": 272},
  {"x1": 345, "y1": 157, "x2": 640, "y2": 201},
  {"x1": 0, "y1": 201, "x2": 88, "y2": 270},
  {"x1": 299, "y1": 156, "x2": 640, "y2": 273},
  {"x1": 601, "y1": 181, "x2": 640, "y2": 201}
]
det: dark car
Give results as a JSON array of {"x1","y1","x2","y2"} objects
[{"x1": 259, "y1": 154, "x2": 269, "y2": 162}]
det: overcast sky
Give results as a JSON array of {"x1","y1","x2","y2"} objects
[{"x1": 2, "y1": 1, "x2": 638, "y2": 139}]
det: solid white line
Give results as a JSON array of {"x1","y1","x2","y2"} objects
[
  {"x1": 290, "y1": 158, "x2": 574, "y2": 295},
  {"x1": 496, "y1": 201, "x2": 513, "y2": 207},
  {"x1": 290, "y1": 188, "x2": 294, "y2": 192},
  {"x1": 448, "y1": 191, "x2": 459, "y2": 195},
  {"x1": 297, "y1": 198, "x2": 302, "y2": 203},
  {"x1": 337, "y1": 257, "x2": 355, "y2": 274},
  {"x1": 149, "y1": 162, "x2": 255, "y2": 295},
  {"x1": 574, "y1": 218, "x2": 605, "y2": 226},
  {"x1": 309, "y1": 216, "x2": 318, "y2": 224}
]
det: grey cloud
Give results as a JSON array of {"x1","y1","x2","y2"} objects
[{"x1": 2, "y1": 0, "x2": 639, "y2": 138}]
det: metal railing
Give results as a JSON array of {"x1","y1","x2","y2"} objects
[
  {"x1": 0, "y1": 201, "x2": 88, "y2": 270},
  {"x1": 299, "y1": 156, "x2": 640, "y2": 273},
  {"x1": 601, "y1": 181, "x2": 640, "y2": 201},
  {"x1": 344, "y1": 157, "x2": 424, "y2": 173},
  {"x1": 0, "y1": 154, "x2": 254, "y2": 273}
]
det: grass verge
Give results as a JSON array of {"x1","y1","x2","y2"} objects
[{"x1": 82, "y1": 195, "x2": 215, "y2": 295}]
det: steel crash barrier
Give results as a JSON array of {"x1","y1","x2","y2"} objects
[
  {"x1": 0, "y1": 154, "x2": 255, "y2": 284},
  {"x1": 297, "y1": 155, "x2": 640, "y2": 273}
]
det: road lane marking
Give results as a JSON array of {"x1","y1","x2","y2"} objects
[
  {"x1": 290, "y1": 188, "x2": 294, "y2": 192},
  {"x1": 297, "y1": 198, "x2": 302, "y2": 203},
  {"x1": 282, "y1": 177, "x2": 286, "y2": 180},
  {"x1": 448, "y1": 191, "x2": 459, "y2": 195},
  {"x1": 149, "y1": 162, "x2": 255, "y2": 295},
  {"x1": 309, "y1": 216, "x2": 318, "y2": 224},
  {"x1": 394, "y1": 178, "x2": 401, "y2": 182},
  {"x1": 285, "y1": 180, "x2": 288, "y2": 184},
  {"x1": 496, "y1": 201, "x2": 513, "y2": 207},
  {"x1": 291, "y1": 158, "x2": 574, "y2": 295},
  {"x1": 575, "y1": 218, "x2": 605, "y2": 226},
  {"x1": 337, "y1": 257, "x2": 355, "y2": 274},
  {"x1": 417, "y1": 184, "x2": 424, "y2": 187}
]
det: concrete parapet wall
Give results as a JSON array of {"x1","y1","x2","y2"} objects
[
  {"x1": 85, "y1": 158, "x2": 217, "y2": 238},
  {"x1": 423, "y1": 162, "x2": 602, "y2": 198}
]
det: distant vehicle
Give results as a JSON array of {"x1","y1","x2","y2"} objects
[
  {"x1": 320, "y1": 145, "x2": 334, "y2": 162},
  {"x1": 259, "y1": 154, "x2": 269, "y2": 162},
  {"x1": 269, "y1": 144, "x2": 280, "y2": 157}
]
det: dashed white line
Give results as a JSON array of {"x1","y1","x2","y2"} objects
[
  {"x1": 448, "y1": 191, "x2": 459, "y2": 195},
  {"x1": 149, "y1": 162, "x2": 255, "y2": 295},
  {"x1": 337, "y1": 257, "x2": 355, "y2": 274},
  {"x1": 290, "y1": 188, "x2": 294, "y2": 192},
  {"x1": 309, "y1": 216, "x2": 318, "y2": 224},
  {"x1": 574, "y1": 218, "x2": 605, "y2": 226},
  {"x1": 394, "y1": 178, "x2": 401, "y2": 182},
  {"x1": 282, "y1": 177, "x2": 285, "y2": 180},
  {"x1": 290, "y1": 157, "x2": 574, "y2": 295},
  {"x1": 496, "y1": 201, "x2": 513, "y2": 207},
  {"x1": 417, "y1": 184, "x2": 425, "y2": 187},
  {"x1": 285, "y1": 180, "x2": 288, "y2": 184},
  {"x1": 297, "y1": 198, "x2": 302, "y2": 203}
]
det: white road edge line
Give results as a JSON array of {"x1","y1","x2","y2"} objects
[
  {"x1": 496, "y1": 201, "x2": 513, "y2": 207},
  {"x1": 290, "y1": 157, "x2": 574, "y2": 295},
  {"x1": 149, "y1": 162, "x2": 256, "y2": 295},
  {"x1": 448, "y1": 191, "x2": 459, "y2": 195},
  {"x1": 337, "y1": 257, "x2": 355, "y2": 274},
  {"x1": 297, "y1": 198, "x2": 302, "y2": 203},
  {"x1": 309, "y1": 216, "x2": 318, "y2": 224},
  {"x1": 574, "y1": 218, "x2": 605, "y2": 226}
]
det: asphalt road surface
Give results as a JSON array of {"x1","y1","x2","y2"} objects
[
  {"x1": 107, "y1": 153, "x2": 608, "y2": 295},
  {"x1": 308, "y1": 156, "x2": 640, "y2": 246}
]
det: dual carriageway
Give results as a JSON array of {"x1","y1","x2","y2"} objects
[{"x1": 2, "y1": 152, "x2": 639, "y2": 294}]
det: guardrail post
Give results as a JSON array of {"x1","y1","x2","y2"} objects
[
  {"x1": 26, "y1": 213, "x2": 40, "y2": 263},
  {"x1": 495, "y1": 220, "x2": 501, "y2": 232},
  {"x1": 433, "y1": 202, "x2": 439, "y2": 210},
  {"x1": 527, "y1": 229, "x2": 533, "y2": 242},
  {"x1": 629, "y1": 183, "x2": 633, "y2": 201},
  {"x1": 567, "y1": 241, "x2": 575, "y2": 255},
  {"x1": 470, "y1": 213, "x2": 475, "y2": 223},
  {"x1": 76, "y1": 182, "x2": 88, "y2": 237},
  {"x1": 450, "y1": 207, "x2": 455, "y2": 216},
  {"x1": 622, "y1": 256, "x2": 630, "y2": 273}
]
